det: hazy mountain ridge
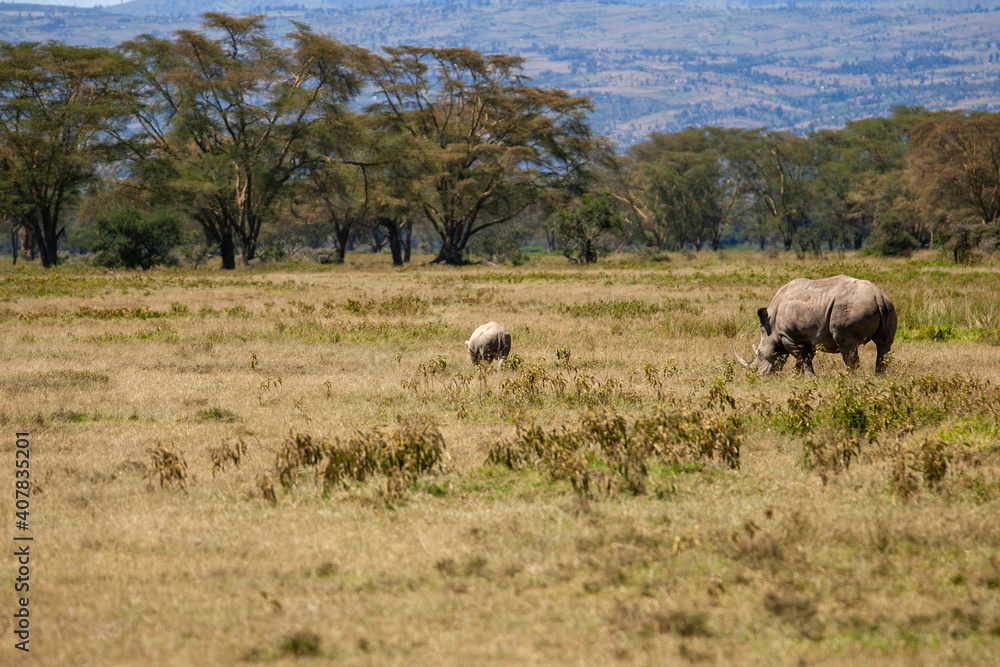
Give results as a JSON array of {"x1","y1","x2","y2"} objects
[{"x1": 3, "y1": 0, "x2": 999, "y2": 144}]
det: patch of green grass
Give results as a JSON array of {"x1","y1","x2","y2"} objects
[
  {"x1": 487, "y1": 406, "x2": 741, "y2": 499},
  {"x1": 454, "y1": 466, "x2": 566, "y2": 500},
  {"x1": 195, "y1": 407, "x2": 240, "y2": 423},
  {"x1": 271, "y1": 320, "x2": 342, "y2": 343},
  {"x1": 74, "y1": 306, "x2": 170, "y2": 320},
  {"x1": 91, "y1": 326, "x2": 180, "y2": 343},
  {"x1": 279, "y1": 631, "x2": 322, "y2": 657},
  {"x1": 686, "y1": 313, "x2": 752, "y2": 338},
  {"x1": 936, "y1": 417, "x2": 1000, "y2": 451},
  {"x1": 224, "y1": 304, "x2": 249, "y2": 318},
  {"x1": 560, "y1": 298, "x2": 701, "y2": 318},
  {"x1": 462, "y1": 270, "x2": 594, "y2": 284},
  {"x1": 57, "y1": 370, "x2": 111, "y2": 387},
  {"x1": 51, "y1": 409, "x2": 97, "y2": 423},
  {"x1": 899, "y1": 323, "x2": 959, "y2": 342}
]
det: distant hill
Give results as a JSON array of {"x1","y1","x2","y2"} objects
[{"x1": 3, "y1": 0, "x2": 1000, "y2": 146}]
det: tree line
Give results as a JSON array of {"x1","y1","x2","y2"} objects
[
  {"x1": 0, "y1": 13, "x2": 608, "y2": 269},
  {"x1": 615, "y1": 107, "x2": 1000, "y2": 264},
  {"x1": 1, "y1": 13, "x2": 998, "y2": 269}
]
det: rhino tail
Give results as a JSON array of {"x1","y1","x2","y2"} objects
[{"x1": 873, "y1": 291, "x2": 898, "y2": 346}]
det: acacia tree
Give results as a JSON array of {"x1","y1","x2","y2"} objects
[
  {"x1": 363, "y1": 46, "x2": 609, "y2": 265},
  {"x1": 549, "y1": 192, "x2": 623, "y2": 264},
  {"x1": 122, "y1": 14, "x2": 362, "y2": 269},
  {"x1": 0, "y1": 42, "x2": 134, "y2": 267},
  {"x1": 906, "y1": 111, "x2": 1000, "y2": 253},
  {"x1": 297, "y1": 115, "x2": 419, "y2": 266},
  {"x1": 0, "y1": 210, "x2": 22, "y2": 264},
  {"x1": 621, "y1": 127, "x2": 747, "y2": 251},
  {"x1": 290, "y1": 111, "x2": 368, "y2": 263},
  {"x1": 804, "y1": 128, "x2": 858, "y2": 252},
  {"x1": 295, "y1": 161, "x2": 367, "y2": 263},
  {"x1": 726, "y1": 129, "x2": 814, "y2": 250},
  {"x1": 841, "y1": 107, "x2": 943, "y2": 250}
]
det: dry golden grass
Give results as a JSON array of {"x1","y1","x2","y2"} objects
[{"x1": 1, "y1": 250, "x2": 999, "y2": 665}]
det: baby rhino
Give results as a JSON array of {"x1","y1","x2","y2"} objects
[{"x1": 465, "y1": 322, "x2": 511, "y2": 371}]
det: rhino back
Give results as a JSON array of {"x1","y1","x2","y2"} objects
[
  {"x1": 771, "y1": 276, "x2": 887, "y2": 347},
  {"x1": 469, "y1": 322, "x2": 511, "y2": 357}
]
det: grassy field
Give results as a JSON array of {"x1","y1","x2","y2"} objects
[{"x1": 2, "y1": 250, "x2": 999, "y2": 665}]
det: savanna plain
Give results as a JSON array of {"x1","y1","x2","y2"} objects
[{"x1": 2, "y1": 251, "x2": 999, "y2": 665}]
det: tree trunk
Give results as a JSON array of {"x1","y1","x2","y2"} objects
[
  {"x1": 388, "y1": 234, "x2": 403, "y2": 266},
  {"x1": 10, "y1": 225, "x2": 19, "y2": 266},
  {"x1": 402, "y1": 221, "x2": 412, "y2": 263},
  {"x1": 430, "y1": 247, "x2": 466, "y2": 265},
  {"x1": 780, "y1": 213, "x2": 795, "y2": 251},
  {"x1": 378, "y1": 218, "x2": 403, "y2": 267},
  {"x1": 219, "y1": 232, "x2": 237, "y2": 270},
  {"x1": 367, "y1": 225, "x2": 387, "y2": 253},
  {"x1": 431, "y1": 229, "x2": 467, "y2": 265},
  {"x1": 241, "y1": 236, "x2": 257, "y2": 266},
  {"x1": 335, "y1": 224, "x2": 351, "y2": 264},
  {"x1": 42, "y1": 229, "x2": 59, "y2": 267},
  {"x1": 31, "y1": 212, "x2": 60, "y2": 268},
  {"x1": 198, "y1": 213, "x2": 238, "y2": 270},
  {"x1": 22, "y1": 226, "x2": 35, "y2": 261}
]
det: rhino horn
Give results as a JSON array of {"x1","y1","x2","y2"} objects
[
  {"x1": 733, "y1": 344, "x2": 751, "y2": 368},
  {"x1": 753, "y1": 344, "x2": 759, "y2": 357}
]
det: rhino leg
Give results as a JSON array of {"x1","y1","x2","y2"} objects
[
  {"x1": 874, "y1": 344, "x2": 891, "y2": 374},
  {"x1": 792, "y1": 346, "x2": 817, "y2": 378},
  {"x1": 772, "y1": 354, "x2": 788, "y2": 372},
  {"x1": 840, "y1": 346, "x2": 861, "y2": 372}
]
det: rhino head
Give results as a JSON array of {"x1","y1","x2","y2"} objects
[
  {"x1": 464, "y1": 339, "x2": 478, "y2": 365},
  {"x1": 733, "y1": 307, "x2": 784, "y2": 375}
]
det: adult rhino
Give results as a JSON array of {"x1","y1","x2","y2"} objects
[
  {"x1": 734, "y1": 275, "x2": 896, "y2": 377},
  {"x1": 465, "y1": 321, "x2": 512, "y2": 370}
]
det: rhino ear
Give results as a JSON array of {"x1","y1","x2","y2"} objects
[
  {"x1": 757, "y1": 308, "x2": 771, "y2": 336},
  {"x1": 464, "y1": 340, "x2": 471, "y2": 349}
]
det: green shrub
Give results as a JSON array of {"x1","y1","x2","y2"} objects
[
  {"x1": 548, "y1": 192, "x2": 624, "y2": 264},
  {"x1": 92, "y1": 206, "x2": 183, "y2": 270},
  {"x1": 258, "y1": 241, "x2": 287, "y2": 263},
  {"x1": 861, "y1": 211, "x2": 918, "y2": 258},
  {"x1": 466, "y1": 217, "x2": 532, "y2": 264}
]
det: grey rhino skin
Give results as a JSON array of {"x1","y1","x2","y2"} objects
[
  {"x1": 734, "y1": 275, "x2": 897, "y2": 377},
  {"x1": 465, "y1": 321, "x2": 512, "y2": 371}
]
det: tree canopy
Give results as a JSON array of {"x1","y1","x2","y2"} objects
[
  {"x1": 121, "y1": 14, "x2": 363, "y2": 269},
  {"x1": 363, "y1": 46, "x2": 611, "y2": 264},
  {"x1": 0, "y1": 41, "x2": 134, "y2": 266}
]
